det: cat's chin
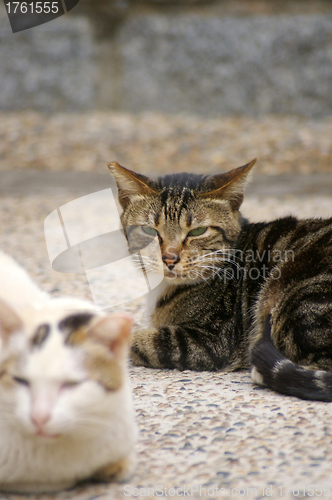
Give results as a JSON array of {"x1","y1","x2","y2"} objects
[
  {"x1": 22, "y1": 427, "x2": 64, "y2": 441},
  {"x1": 164, "y1": 274, "x2": 205, "y2": 286}
]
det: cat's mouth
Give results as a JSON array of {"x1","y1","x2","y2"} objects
[
  {"x1": 35, "y1": 429, "x2": 62, "y2": 440},
  {"x1": 164, "y1": 269, "x2": 178, "y2": 279},
  {"x1": 163, "y1": 267, "x2": 208, "y2": 284}
]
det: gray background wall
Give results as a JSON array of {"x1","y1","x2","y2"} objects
[{"x1": 0, "y1": 0, "x2": 332, "y2": 116}]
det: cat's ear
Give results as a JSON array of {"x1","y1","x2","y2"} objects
[
  {"x1": 0, "y1": 298, "x2": 23, "y2": 342},
  {"x1": 201, "y1": 158, "x2": 256, "y2": 210},
  {"x1": 87, "y1": 313, "x2": 133, "y2": 358},
  {"x1": 108, "y1": 162, "x2": 159, "y2": 209}
]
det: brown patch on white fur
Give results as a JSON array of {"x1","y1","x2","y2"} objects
[
  {"x1": 0, "y1": 300, "x2": 27, "y2": 389},
  {"x1": 0, "y1": 356, "x2": 20, "y2": 390},
  {"x1": 91, "y1": 451, "x2": 136, "y2": 483},
  {"x1": 64, "y1": 326, "x2": 90, "y2": 346},
  {"x1": 83, "y1": 315, "x2": 133, "y2": 391},
  {"x1": 0, "y1": 299, "x2": 23, "y2": 340}
]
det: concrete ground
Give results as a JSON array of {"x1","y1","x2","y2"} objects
[{"x1": 1, "y1": 170, "x2": 332, "y2": 500}]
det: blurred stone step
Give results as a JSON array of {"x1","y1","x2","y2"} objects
[
  {"x1": 115, "y1": 14, "x2": 332, "y2": 117},
  {"x1": 1, "y1": 5, "x2": 332, "y2": 116},
  {"x1": 1, "y1": 170, "x2": 332, "y2": 198}
]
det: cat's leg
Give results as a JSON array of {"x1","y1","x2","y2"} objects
[
  {"x1": 131, "y1": 328, "x2": 164, "y2": 367},
  {"x1": 91, "y1": 451, "x2": 136, "y2": 483},
  {"x1": 131, "y1": 325, "x2": 242, "y2": 371}
]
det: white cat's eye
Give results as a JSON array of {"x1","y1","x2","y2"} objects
[
  {"x1": 12, "y1": 376, "x2": 30, "y2": 387},
  {"x1": 142, "y1": 226, "x2": 158, "y2": 236},
  {"x1": 188, "y1": 227, "x2": 207, "y2": 237},
  {"x1": 61, "y1": 380, "x2": 84, "y2": 389}
]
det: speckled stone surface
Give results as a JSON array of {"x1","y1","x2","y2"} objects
[
  {"x1": 1, "y1": 172, "x2": 332, "y2": 500},
  {"x1": 0, "y1": 112, "x2": 332, "y2": 176}
]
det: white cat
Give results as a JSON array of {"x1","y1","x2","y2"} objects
[{"x1": 0, "y1": 251, "x2": 137, "y2": 493}]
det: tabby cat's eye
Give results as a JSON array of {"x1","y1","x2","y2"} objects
[
  {"x1": 188, "y1": 227, "x2": 207, "y2": 237},
  {"x1": 142, "y1": 226, "x2": 158, "y2": 236},
  {"x1": 12, "y1": 376, "x2": 30, "y2": 386}
]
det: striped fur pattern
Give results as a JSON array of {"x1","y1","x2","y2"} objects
[
  {"x1": 0, "y1": 251, "x2": 137, "y2": 493},
  {"x1": 109, "y1": 160, "x2": 332, "y2": 401}
]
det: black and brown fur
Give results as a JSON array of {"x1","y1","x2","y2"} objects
[{"x1": 109, "y1": 160, "x2": 332, "y2": 401}]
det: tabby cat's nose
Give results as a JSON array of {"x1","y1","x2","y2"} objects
[{"x1": 162, "y1": 255, "x2": 180, "y2": 270}]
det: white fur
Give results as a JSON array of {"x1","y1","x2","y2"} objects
[
  {"x1": 0, "y1": 251, "x2": 49, "y2": 307},
  {"x1": 251, "y1": 366, "x2": 265, "y2": 386},
  {"x1": 0, "y1": 251, "x2": 137, "y2": 493},
  {"x1": 145, "y1": 280, "x2": 170, "y2": 325}
]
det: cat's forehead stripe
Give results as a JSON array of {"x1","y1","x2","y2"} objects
[
  {"x1": 154, "y1": 211, "x2": 160, "y2": 226},
  {"x1": 162, "y1": 187, "x2": 195, "y2": 222},
  {"x1": 31, "y1": 324, "x2": 51, "y2": 348},
  {"x1": 58, "y1": 312, "x2": 94, "y2": 334}
]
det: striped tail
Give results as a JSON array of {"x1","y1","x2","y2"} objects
[{"x1": 250, "y1": 316, "x2": 332, "y2": 402}]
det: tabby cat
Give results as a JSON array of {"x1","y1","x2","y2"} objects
[
  {"x1": 0, "y1": 250, "x2": 137, "y2": 493},
  {"x1": 109, "y1": 159, "x2": 332, "y2": 402}
]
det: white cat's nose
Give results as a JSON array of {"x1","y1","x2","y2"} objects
[
  {"x1": 31, "y1": 410, "x2": 51, "y2": 431},
  {"x1": 30, "y1": 383, "x2": 58, "y2": 435}
]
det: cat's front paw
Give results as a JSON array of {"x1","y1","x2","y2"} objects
[{"x1": 130, "y1": 328, "x2": 161, "y2": 368}]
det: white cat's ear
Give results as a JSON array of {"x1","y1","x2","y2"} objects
[
  {"x1": 108, "y1": 162, "x2": 159, "y2": 209},
  {"x1": 88, "y1": 313, "x2": 133, "y2": 357},
  {"x1": 201, "y1": 158, "x2": 256, "y2": 210},
  {"x1": 0, "y1": 298, "x2": 23, "y2": 342}
]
